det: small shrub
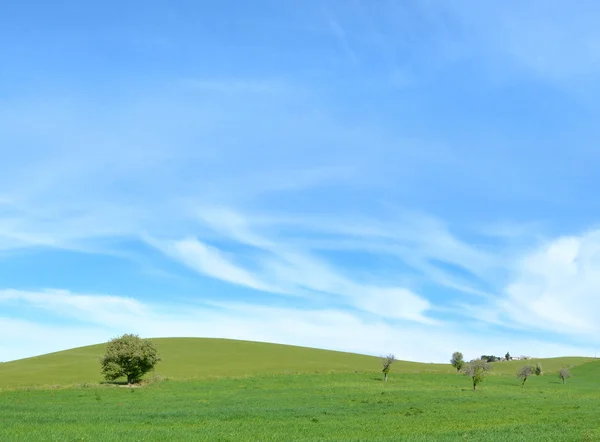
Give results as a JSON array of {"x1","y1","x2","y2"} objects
[
  {"x1": 559, "y1": 368, "x2": 571, "y2": 384},
  {"x1": 462, "y1": 359, "x2": 492, "y2": 391},
  {"x1": 381, "y1": 354, "x2": 396, "y2": 382},
  {"x1": 517, "y1": 365, "x2": 535, "y2": 386}
]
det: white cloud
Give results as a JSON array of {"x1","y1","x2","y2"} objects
[
  {"x1": 0, "y1": 289, "x2": 593, "y2": 363},
  {"x1": 0, "y1": 317, "x2": 109, "y2": 363},
  {"x1": 3, "y1": 3, "x2": 600, "y2": 370},
  {"x1": 147, "y1": 207, "x2": 440, "y2": 324},
  {"x1": 156, "y1": 238, "x2": 275, "y2": 293},
  {"x1": 0, "y1": 289, "x2": 149, "y2": 327},
  {"x1": 497, "y1": 230, "x2": 600, "y2": 336}
]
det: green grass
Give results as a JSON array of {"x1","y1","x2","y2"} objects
[
  {"x1": 0, "y1": 338, "x2": 450, "y2": 388},
  {"x1": 1, "y1": 363, "x2": 599, "y2": 441},
  {"x1": 481, "y1": 357, "x2": 592, "y2": 375},
  {"x1": 0, "y1": 338, "x2": 598, "y2": 441}
]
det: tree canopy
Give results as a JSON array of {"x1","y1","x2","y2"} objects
[
  {"x1": 450, "y1": 351, "x2": 464, "y2": 372},
  {"x1": 100, "y1": 334, "x2": 161, "y2": 384}
]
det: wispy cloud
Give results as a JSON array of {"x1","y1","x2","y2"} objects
[
  {"x1": 0, "y1": 289, "x2": 592, "y2": 363},
  {"x1": 153, "y1": 238, "x2": 276, "y2": 293},
  {"x1": 149, "y1": 222, "x2": 436, "y2": 324},
  {"x1": 2, "y1": 1, "x2": 600, "y2": 363},
  {"x1": 191, "y1": 207, "x2": 500, "y2": 297},
  {"x1": 327, "y1": 16, "x2": 359, "y2": 64}
]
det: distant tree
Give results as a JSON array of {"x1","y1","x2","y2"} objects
[
  {"x1": 517, "y1": 365, "x2": 535, "y2": 386},
  {"x1": 481, "y1": 355, "x2": 498, "y2": 363},
  {"x1": 505, "y1": 352, "x2": 511, "y2": 361},
  {"x1": 381, "y1": 354, "x2": 396, "y2": 382},
  {"x1": 559, "y1": 368, "x2": 571, "y2": 384},
  {"x1": 100, "y1": 334, "x2": 161, "y2": 384},
  {"x1": 462, "y1": 359, "x2": 492, "y2": 391},
  {"x1": 450, "y1": 352, "x2": 464, "y2": 372},
  {"x1": 534, "y1": 362, "x2": 543, "y2": 376}
]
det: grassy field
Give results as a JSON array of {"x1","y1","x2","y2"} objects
[
  {"x1": 0, "y1": 338, "x2": 451, "y2": 388},
  {"x1": 0, "y1": 339, "x2": 598, "y2": 441}
]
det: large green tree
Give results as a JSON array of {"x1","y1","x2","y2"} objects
[
  {"x1": 100, "y1": 334, "x2": 161, "y2": 384},
  {"x1": 450, "y1": 351, "x2": 464, "y2": 372}
]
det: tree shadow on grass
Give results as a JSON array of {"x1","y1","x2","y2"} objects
[
  {"x1": 371, "y1": 377, "x2": 389, "y2": 382},
  {"x1": 100, "y1": 380, "x2": 138, "y2": 386}
]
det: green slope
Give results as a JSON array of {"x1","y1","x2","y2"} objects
[
  {"x1": 571, "y1": 358, "x2": 600, "y2": 379},
  {"x1": 0, "y1": 337, "x2": 594, "y2": 389},
  {"x1": 0, "y1": 338, "x2": 447, "y2": 388},
  {"x1": 486, "y1": 356, "x2": 593, "y2": 375},
  {"x1": 2, "y1": 361, "x2": 600, "y2": 440}
]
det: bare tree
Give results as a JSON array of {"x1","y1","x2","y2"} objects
[
  {"x1": 462, "y1": 359, "x2": 492, "y2": 391},
  {"x1": 559, "y1": 368, "x2": 571, "y2": 384},
  {"x1": 381, "y1": 354, "x2": 396, "y2": 382},
  {"x1": 450, "y1": 351, "x2": 464, "y2": 372},
  {"x1": 517, "y1": 365, "x2": 535, "y2": 386}
]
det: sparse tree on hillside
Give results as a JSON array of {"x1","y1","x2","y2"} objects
[
  {"x1": 450, "y1": 351, "x2": 464, "y2": 372},
  {"x1": 559, "y1": 368, "x2": 571, "y2": 384},
  {"x1": 534, "y1": 362, "x2": 543, "y2": 376},
  {"x1": 100, "y1": 334, "x2": 161, "y2": 384},
  {"x1": 381, "y1": 354, "x2": 396, "y2": 382},
  {"x1": 517, "y1": 365, "x2": 535, "y2": 386},
  {"x1": 505, "y1": 352, "x2": 511, "y2": 361},
  {"x1": 462, "y1": 359, "x2": 492, "y2": 391}
]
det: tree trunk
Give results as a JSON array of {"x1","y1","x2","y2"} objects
[
  {"x1": 127, "y1": 374, "x2": 133, "y2": 385},
  {"x1": 473, "y1": 381, "x2": 476, "y2": 391},
  {"x1": 384, "y1": 373, "x2": 388, "y2": 382}
]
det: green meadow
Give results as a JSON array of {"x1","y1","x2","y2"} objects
[{"x1": 0, "y1": 338, "x2": 598, "y2": 441}]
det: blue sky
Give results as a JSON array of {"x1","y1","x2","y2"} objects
[{"x1": 2, "y1": 0, "x2": 600, "y2": 362}]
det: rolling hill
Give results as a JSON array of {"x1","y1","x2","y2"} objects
[
  {"x1": 1, "y1": 339, "x2": 599, "y2": 440},
  {"x1": 0, "y1": 338, "x2": 594, "y2": 389},
  {"x1": 0, "y1": 338, "x2": 442, "y2": 388}
]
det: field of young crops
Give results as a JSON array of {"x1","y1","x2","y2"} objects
[{"x1": 0, "y1": 339, "x2": 597, "y2": 441}]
